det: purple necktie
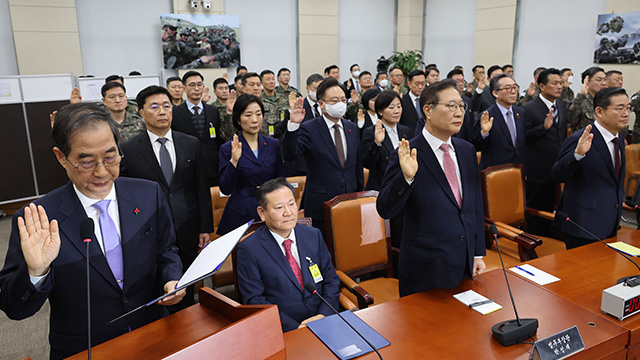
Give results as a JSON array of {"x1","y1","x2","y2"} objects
[
  {"x1": 93, "y1": 200, "x2": 124, "y2": 289},
  {"x1": 506, "y1": 110, "x2": 517, "y2": 146},
  {"x1": 440, "y1": 143, "x2": 462, "y2": 207}
]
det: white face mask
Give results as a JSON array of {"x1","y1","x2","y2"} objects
[
  {"x1": 352, "y1": 70, "x2": 361, "y2": 78},
  {"x1": 324, "y1": 101, "x2": 347, "y2": 119},
  {"x1": 309, "y1": 90, "x2": 317, "y2": 101},
  {"x1": 378, "y1": 79, "x2": 389, "y2": 88},
  {"x1": 567, "y1": 75, "x2": 573, "y2": 85}
]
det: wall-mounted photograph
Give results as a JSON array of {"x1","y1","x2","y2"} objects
[
  {"x1": 161, "y1": 14, "x2": 240, "y2": 69},
  {"x1": 594, "y1": 11, "x2": 640, "y2": 64}
]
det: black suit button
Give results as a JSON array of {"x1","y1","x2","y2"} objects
[
  {"x1": 615, "y1": 203, "x2": 619, "y2": 208},
  {"x1": 123, "y1": 297, "x2": 128, "y2": 304},
  {"x1": 460, "y1": 214, "x2": 464, "y2": 219},
  {"x1": 21, "y1": 291, "x2": 31, "y2": 301},
  {"x1": 459, "y1": 235, "x2": 465, "y2": 241}
]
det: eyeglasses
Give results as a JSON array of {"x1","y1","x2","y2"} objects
[
  {"x1": 187, "y1": 82, "x2": 204, "y2": 88},
  {"x1": 607, "y1": 106, "x2": 634, "y2": 113},
  {"x1": 497, "y1": 85, "x2": 520, "y2": 93},
  {"x1": 66, "y1": 154, "x2": 124, "y2": 173},
  {"x1": 146, "y1": 103, "x2": 172, "y2": 112},
  {"x1": 432, "y1": 102, "x2": 468, "y2": 112}
]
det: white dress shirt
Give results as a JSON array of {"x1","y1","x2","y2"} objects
[
  {"x1": 270, "y1": 228, "x2": 301, "y2": 268},
  {"x1": 422, "y1": 127, "x2": 463, "y2": 199},
  {"x1": 186, "y1": 99, "x2": 204, "y2": 115},
  {"x1": 383, "y1": 122, "x2": 399, "y2": 149},
  {"x1": 323, "y1": 115, "x2": 348, "y2": 161}
]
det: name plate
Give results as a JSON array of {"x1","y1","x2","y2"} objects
[{"x1": 529, "y1": 326, "x2": 584, "y2": 360}]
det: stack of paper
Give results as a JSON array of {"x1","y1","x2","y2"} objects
[
  {"x1": 608, "y1": 242, "x2": 640, "y2": 257},
  {"x1": 509, "y1": 264, "x2": 560, "y2": 286},
  {"x1": 453, "y1": 290, "x2": 502, "y2": 315}
]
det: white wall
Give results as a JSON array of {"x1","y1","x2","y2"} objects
[
  {"x1": 513, "y1": 0, "x2": 607, "y2": 95},
  {"x1": 338, "y1": 0, "x2": 396, "y2": 82},
  {"x1": 423, "y1": 0, "x2": 477, "y2": 79},
  {"x1": 75, "y1": 0, "x2": 172, "y2": 77},
  {"x1": 0, "y1": 0, "x2": 18, "y2": 76},
  {"x1": 225, "y1": 0, "x2": 298, "y2": 87}
]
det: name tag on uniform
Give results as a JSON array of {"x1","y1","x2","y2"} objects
[
  {"x1": 209, "y1": 126, "x2": 216, "y2": 138},
  {"x1": 268, "y1": 125, "x2": 275, "y2": 136},
  {"x1": 306, "y1": 257, "x2": 323, "y2": 283},
  {"x1": 280, "y1": 112, "x2": 285, "y2": 121}
]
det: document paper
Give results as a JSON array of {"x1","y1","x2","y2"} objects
[
  {"x1": 509, "y1": 264, "x2": 560, "y2": 286},
  {"x1": 453, "y1": 290, "x2": 503, "y2": 315}
]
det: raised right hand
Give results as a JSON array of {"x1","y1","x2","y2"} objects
[
  {"x1": 374, "y1": 119, "x2": 385, "y2": 145},
  {"x1": 398, "y1": 139, "x2": 418, "y2": 182},
  {"x1": 480, "y1": 111, "x2": 494, "y2": 136},
  {"x1": 230, "y1": 134, "x2": 242, "y2": 167},
  {"x1": 289, "y1": 97, "x2": 305, "y2": 124},
  {"x1": 580, "y1": 76, "x2": 589, "y2": 95},
  {"x1": 226, "y1": 89, "x2": 236, "y2": 115},
  {"x1": 574, "y1": 124, "x2": 594, "y2": 156},
  {"x1": 70, "y1": 87, "x2": 82, "y2": 104},
  {"x1": 544, "y1": 107, "x2": 554, "y2": 130},
  {"x1": 18, "y1": 204, "x2": 60, "y2": 277},
  {"x1": 477, "y1": 74, "x2": 486, "y2": 90}
]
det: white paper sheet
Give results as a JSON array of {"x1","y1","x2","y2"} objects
[
  {"x1": 453, "y1": 290, "x2": 503, "y2": 315},
  {"x1": 177, "y1": 221, "x2": 252, "y2": 288},
  {"x1": 509, "y1": 264, "x2": 560, "y2": 286}
]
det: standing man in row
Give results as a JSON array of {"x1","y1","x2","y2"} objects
[
  {"x1": 553, "y1": 87, "x2": 629, "y2": 249},
  {"x1": 100, "y1": 82, "x2": 146, "y2": 142},
  {"x1": 120, "y1": 86, "x2": 213, "y2": 308},
  {"x1": 172, "y1": 71, "x2": 222, "y2": 185},
  {"x1": 377, "y1": 79, "x2": 485, "y2": 297},
  {"x1": 400, "y1": 70, "x2": 427, "y2": 135}
]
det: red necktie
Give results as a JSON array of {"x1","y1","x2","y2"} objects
[
  {"x1": 283, "y1": 239, "x2": 303, "y2": 289},
  {"x1": 440, "y1": 143, "x2": 462, "y2": 207}
]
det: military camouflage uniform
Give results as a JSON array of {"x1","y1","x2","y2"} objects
[
  {"x1": 386, "y1": 83, "x2": 408, "y2": 95},
  {"x1": 560, "y1": 86, "x2": 575, "y2": 109},
  {"x1": 163, "y1": 39, "x2": 208, "y2": 69},
  {"x1": 97, "y1": 100, "x2": 138, "y2": 117},
  {"x1": 345, "y1": 90, "x2": 366, "y2": 122},
  {"x1": 275, "y1": 85, "x2": 302, "y2": 99},
  {"x1": 517, "y1": 86, "x2": 540, "y2": 107},
  {"x1": 463, "y1": 79, "x2": 479, "y2": 98},
  {"x1": 117, "y1": 112, "x2": 146, "y2": 142},
  {"x1": 260, "y1": 92, "x2": 288, "y2": 140},
  {"x1": 567, "y1": 93, "x2": 595, "y2": 132},
  {"x1": 212, "y1": 99, "x2": 235, "y2": 142},
  {"x1": 631, "y1": 90, "x2": 640, "y2": 143}
]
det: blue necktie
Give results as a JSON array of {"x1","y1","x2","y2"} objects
[
  {"x1": 415, "y1": 98, "x2": 423, "y2": 121},
  {"x1": 93, "y1": 200, "x2": 123, "y2": 289},
  {"x1": 157, "y1": 138, "x2": 173, "y2": 185}
]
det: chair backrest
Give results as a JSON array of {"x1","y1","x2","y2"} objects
[
  {"x1": 481, "y1": 164, "x2": 526, "y2": 225},
  {"x1": 210, "y1": 186, "x2": 230, "y2": 238},
  {"x1": 232, "y1": 218, "x2": 313, "y2": 303},
  {"x1": 323, "y1": 191, "x2": 392, "y2": 278},
  {"x1": 625, "y1": 144, "x2": 640, "y2": 197},
  {"x1": 285, "y1": 176, "x2": 306, "y2": 208}
]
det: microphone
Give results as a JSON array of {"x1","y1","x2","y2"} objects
[
  {"x1": 80, "y1": 218, "x2": 94, "y2": 360},
  {"x1": 557, "y1": 211, "x2": 640, "y2": 286},
  {"x1": 304, "y1": 282, "x2": 383, "y2": 360},
  {"x1": 489, "y1": 225, "x2": 538, "y2": 346}
]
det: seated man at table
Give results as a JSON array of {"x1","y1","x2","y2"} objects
[{"x1": 236, "y1": 178, "x2": 340, "y2": 332}]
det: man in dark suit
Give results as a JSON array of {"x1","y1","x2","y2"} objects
[
  {"x1": 120, "y1": 86, "x2": 213, "y2": 307},
  {"x1": 284, "y1": 78, "x2": 364, "y2": 234},
  {"x1": 470, "y1": 65, "x2": 502, "y2": 115},
  {"x1": 399, "y1": 70, "x2": 427, "y2": 135},
  {"x1": 343, "y1": 63, "x2": 361, "y2": 98},
  {"x1": 552, "y1": 87, "x2": 630, "y2": 249},
  {"x1": 472, "y1": 74, "x2": 527, "y2": 170},
  {"x1": 377, "y1": 79, "x2": 486, "y2": 297},
  {"x1": 0, "y1": 103, "x2": 184, "y2": 359},
  {"x1": 236, "y1": 178, "x2": 339, "y2": 332},
  {"x1": 522, "y1": 68, "x2": 567, "y2": 235},
  {"x1": 171, "y1": 70, "x2": 221, "y2": 185}
]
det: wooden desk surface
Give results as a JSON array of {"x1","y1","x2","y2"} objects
[
  {"x1": 284, "y1": 269, "x2": 628, "y2": 359},
  {"x1": 526, "y1": 230, "x2": 640, "y2": 357}
]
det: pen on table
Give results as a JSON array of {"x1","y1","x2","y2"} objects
[
  {"x1": 469, "y1": 299, "x2": 494, "y2": 308},
  {"x1": 515, "y1": 265, "x2": 535, "y2": 276}
]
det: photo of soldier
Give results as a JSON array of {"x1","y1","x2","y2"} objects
[
  {"x1": 594, "y1": 11, "x2": 640, "y2": 64},
  {"x1": 161, "y1": 14, "x2": 241, "y2": 69}
]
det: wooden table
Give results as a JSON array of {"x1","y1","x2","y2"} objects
[
  {"x1": 526, "y1": 230, "x2": 640, "y2": 359},
  {"x1": 284, "y1": 269, "x2": 628, "y2": 359}
]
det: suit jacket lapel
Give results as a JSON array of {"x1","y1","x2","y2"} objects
[
  {"x1": 590, "y1": 125, "x2": 616, "y2": 179},
  {"x1": 341, "y1": 119, "x2": 357, "y2": 165},
  {"x1": 260, "y1": 228, "x2": 303, "y2": 292},
  {"x1": 381, "y1": 132, "x2": 394, "y2": 155},
  {"x1": 115, "y1": 181, "x2": 142, "y2": 294},
  {"x1": 57, "y1": 183, "x2": 121, "y2": 291},
  {"x1": 416, "y1": 136, "x2": 460, "y2": 208},
  {"x1": 177, "y1": 104, "x2": 198, "y2": 136},
  {"x1": 138, "y1": 134, "x2": 169, "y2": 188},
  {"x1": 492, "y1": 109, "x2": 512, "y2": 147},
  {"x1": 240, "y1": 132, "x2": 261, "y2": 165}
]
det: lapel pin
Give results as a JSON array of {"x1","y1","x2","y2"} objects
[
  {"x1": 264, "y1": 142, "x2": 267, "y2": 146},
  {"x1": 348, "y1": 129, "x2": 351, "y2": 133},
  {"x1": 134, "y1": 208, "x2": 140, "y2": 215}
]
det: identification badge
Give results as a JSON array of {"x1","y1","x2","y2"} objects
[
  {"x1": 268, "y1": 125, "x2": 275, "y2": 136},
  {"x1": 280, "y1": 112, "x2": 285, "y2": 121},
  {"x1": 209, "y1": 126, "x2": 216, "y2": 138},
  {"x1": 306, "y1": 257, "x2": 323, "y2": 283}
]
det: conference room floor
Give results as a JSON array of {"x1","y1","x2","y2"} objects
[{"x1": 0, "y1": 212, "x2": 637, "y2": 360}]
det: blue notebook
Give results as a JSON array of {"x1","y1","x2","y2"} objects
[{"x1": 306, "y1": 311, "x2": 390, "y2": 360}]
